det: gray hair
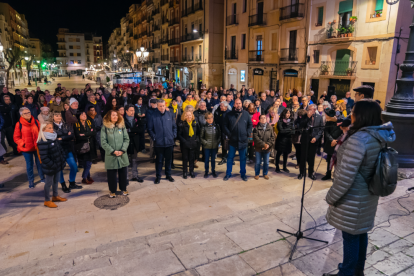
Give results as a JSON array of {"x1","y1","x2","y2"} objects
[
  {"x1": 220, "y1": 101, "x2": 229, "y2": 108},
  {"x1": 308, "y1": 104, "x2": 317, "y2": 110},
  {"x1": 310, "y1": 90, "x2": 314, "y2": 95},
  {"x1": 322, "y1": 101, "x2": 331, "y2": 108},
  {"x1": 156, "y1": 99, "x2": 165, "y2": 104},
  {"x1": 243, "y1": 99, "x2": 252, "y2": 106},
  {"x1": 19, "y1": 107, "x2": 30, "y2": 116}
]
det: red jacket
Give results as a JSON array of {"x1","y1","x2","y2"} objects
[
  {"x1": 251, "y1": 112, "x2": 260, "y2": 128},
  {"x1": 13, "y1": 116, "x2": 40, "y2": 153}
]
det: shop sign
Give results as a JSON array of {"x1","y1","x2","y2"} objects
[
  {"x1": 253, "y1": 68, "x2": 264, "y2": 75},
  {"x1": 240, "y1": 70, "x2": 245, "y2": 82}
]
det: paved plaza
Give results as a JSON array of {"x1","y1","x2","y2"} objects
[{"x1": 14, "y1": 76, "x2": 104, "y2": 92}]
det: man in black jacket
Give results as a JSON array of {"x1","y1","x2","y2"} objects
[
  {"x1": 214, "y1": 102, "x2": 230, "y2": 165},
  {"x1": 259, "y1": 92, "x2": 271, "y2": 115},
  {"x1": 146, "y1": 99, "x2": 158, "y2": 162},
  {"x1": 0, "y1": 95, "x2": 19, "y2": 156},
  {"x1": 0, "y1": 87, "x2": 15, "y2": 105},
  {"x1": 223, "y1": 99, "x2": 253, "y2": 181},
  {"x1": 298, "y1": 104, "x2": 324, "y2": 180},
  {"x1": 134, "y1": 97, "x2": 147, "y2": 153}
]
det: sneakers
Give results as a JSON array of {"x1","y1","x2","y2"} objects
[
  {"x1": 264, "y1": 175, "x2": 269, "y2": 180},
  {"x1": 254, "y1": 175, "x2": 260, "y2": 180},
  {"x1": 29, "y1": 183, "x2": 35, "y2": 189},
  {"x1": 109, "y1": 193, "x2": 116, "y2": 198},
  {"x1": 52, "y1": 196, "x2": 67, "y2": 202},
  {"x1": 44, "y1": 201, "x2": 58, "y2": 208},
  {"x1": 241, "y1": 176, "x2": 248, "y2": 182},
  {"x1": 122, "y1": 191, "x2": 129, "y2": 196}
]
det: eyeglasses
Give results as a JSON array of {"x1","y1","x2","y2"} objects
[{"x1": 22, "y1": 112, "x2": 31, "y2": 115}]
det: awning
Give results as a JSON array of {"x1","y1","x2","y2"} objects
[
  {"x1": 338, "y1": 0, "x2": 353, "y2": 14},
  {"x1": 375, "y1": 0, "x2": 383, "y2": 11}
]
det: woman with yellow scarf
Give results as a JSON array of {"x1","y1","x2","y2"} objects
[{"x1": 178, "y1": 111, "x2": 200, "y2": 179}]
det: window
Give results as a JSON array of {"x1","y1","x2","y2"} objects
[
  {"x1": 70, "y1": 60, "x2": 74, "y2": 64},
  {"x1": 240, "y1": 70, "x2": 245, "y2": 82},
  {"x1": 78, "y1": 52, "x2": 81, "y2": 56},
  {"x1": 317, "y1": 7, "x2": 323, "y2": 26},
  {"x1": 69, "y1": 45, "x2": 73, "y2": 49},
  {"x1": 199, "y1": 23, "x2": 202, "y2": 32},
  {"x1": 243, "y1": 0, "x2": 247, "y2": 13},
  {"x1": 313, "y1": 50, "x2": 320, "y2": 63},
  {"x1": 256, "y1": 35, "x2": 262, "y2": 51},
  {"x1": 191, "y1": 46, "x2": 194, "y2": 59},
  {"x1": 76, "y1": 38, "x2": 80, "y2": 42},
  {"x1": 241, "y1": 34, "x2": 246, "y2": 49},
  {"x1": 366, "y1": 47, "x2": 377, "y2": 65},
  {"x1": 78, "y1": 60, "x2": 81, "y2": 64},
  {"x1": 271, "y1": 33, "x2": 277, "y2": 50},
  {"x1": 70, "y1": 53, "x2": 74, "y2": 56}
]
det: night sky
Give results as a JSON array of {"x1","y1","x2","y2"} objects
[{"x1": 4, "y1": 0, "x2": 140, "y2": 54}]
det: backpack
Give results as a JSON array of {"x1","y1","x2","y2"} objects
[{"x1": 366, "y1": 139, "x2": 399, "y2": 197}]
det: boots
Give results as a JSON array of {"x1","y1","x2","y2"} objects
[
  {"x1": 44, "y1": 201, "x2": 58, "y2": 208},
  {"x1": 212, "y1": 171, "x2": 217, "y2": 178},
  {"x1": 60, "y1": 182, "x2": 71, "y2": 193},
  {"x1": 52, "y1": 196, "x2": 67, "y2": 202},
  {"x1": 69, "y1": 181, "x2": 83, "y2": 189},
  {"x1": 321, "y1": 171, "x2": 332, "y2": 181},
  {"x1": 82, "y1": 178, "x2": 93, "y2": 184},
  {"x1": 87, "y1": 177, "x2": 95, "y2": 183}
]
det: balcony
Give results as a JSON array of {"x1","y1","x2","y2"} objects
[
  {"x1": 169, "y1": 17, "x2": 180, "y2": 26},
  {"x1": 319, "y1": 61, "x2": 357, "y2": 77},
  {"x1": 280, "y1": 48, "x2": 298, "y2": 62},
  {"x1": 162, "y1": 16, "x2": 168, "y2": 25},
  {"x1": 169, "y1": 0, "x2": 174, "y2": 8},
  {"x1": 187, "y1": 1, "x2": 203, "y2": 15},
  {"x1": 153, "y1": 43, "x2": 160, "y2": 49},
  {"x1": 280, "y1": 3, "x2": 305, "y2": 21},
  {"x1": 161, "y1": 36, "x2": 169, "y2": 44},
  {"x1": 153, "y1": 24, "x2": 160, "y2": 31},
  {"x1": 134, "y1": 34, "x2": 138, "y2": 39},
  {"x1": 181, "y1": 31, "x2": 204, "y2": 43},
  {"x1": 249, "y1": 50, "x2": 264, "y2": 62},
  {"x1": 161, "y1": 0, "x2": 168, "y2": 6},
  {"x1": 168, "y1": 37, "x2": 181, "y2": 46},
  {"x1": 170, "y1": 56, "x2": 179, "y2": 63},
  {"x1": 161, "y1": 54, "x2": 169, "y2": 61},
  {"x1": 195, "y1": 54, "x2": 202, "y2": 62},
  {"x1": 141, "y1": 31, "x2": 148, "y2": 37},
  {"x1": 225, "y1": 50, "x2": 238, "y2": 60},
  {"x1": 154, "y1": 8, "x2": 160, "y2": 15},
  {"x1": 226, "y1": 14, "x2": 238, "y2": 26},
  {"x1": 154, "y1": 58, "x2": 161, "y2": 63},
  {"x1": 249, "y1": 14, "x2": 267, "y2": 27}
]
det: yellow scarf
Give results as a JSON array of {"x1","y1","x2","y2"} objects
[
  {"x1": 172, "y1": 103, "x2": 178, "y2": 113},
  {"x1": 188, "y1": 120, "x2": 194, "y2": 137},
  {"x1": 164, "y1": 98, "x2": 172, "y2": 106},
  {"x1": 284, "y1": 96, "x2": 291, "y2": 102},
  {"x1": 91, "y1": 101, "x2": 97, "y2": 105}
]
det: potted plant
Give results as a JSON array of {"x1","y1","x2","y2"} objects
[
  {"x1": 372, "y1": 60, "x2": 376, "y2": 65},
  {"x1": 376, "y1": 11, "x2": 382, "y2": 17},
  {"x1": 320, "y1": 64, "x2": 330, "y2": 75},
  {"x1": 347, "y1": 24, "x2": 355, "y2": 37},
  {"x1": 346, "y1": 68, "x2": 353, "y2": 76},
  {"x1": 350, "y1": 16, "x2": 358, "y2": 23}
]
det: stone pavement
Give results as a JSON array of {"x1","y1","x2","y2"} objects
[
  {"x1": 0, "y1": 148, "x2": 414, "y2": 275},
  {"x1": 14, "y1": 75, "x2": 103, "y2": 91}
]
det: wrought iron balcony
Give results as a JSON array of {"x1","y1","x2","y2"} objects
[
  {"x1": 249, "y1": 50, "x2": 264, "y2": 62},
  {"x1": 170, "y1": 56, "x2": 179, "y2": 63},
  {"x1": 187, "y1": 0, "x2": 203, "y2": 15},
  {"x1": 153, "y1": 43, "x2": 160, "y2": 49},
  {"x1": 280, "y1": 48, "x2": 298, "y2": 61},
  {"x1": 169, "y1": 17, "x2": 180, "y2": 26},
  {"x1": 226, "y1": 15, "x2": 238, "y2": 26},
  {"x1": 181, "y1": 31, "x2": 204, "y2": 42},
  {"x1": 280, "y1": 3, "x2": 305, "y2": 21},
  {"x1": 249, "y1": 14, "x2": 266, "y2": 26},
  {"x1": 319, "y1": 61, "x2": 358, "y2": 77},
  {"x1": 225, "y1": 50, "x2": 238, "y2": 60},
  {"x1": 153, "y1": 58, "x2": 161, "y2": 63},
  {"x1": 161, "y1": 54, "x2": 169, "y2": 61},
  {"x1": 153, "y1": 24, "x2": 160, "y2": 31},
  {"x1": 195, "y1": 54, "x2": 202, "y2": 62},
  {"x1": 168, "y1": 37, "x2": 181, "y2": 46}
]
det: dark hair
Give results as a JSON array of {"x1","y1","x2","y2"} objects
[
  {"x1": 259, "y1": 114, "x2": 266, "y2": 120},
  {"x1": 27, "y1": 95, "x2": 33, "y2": 100},
  {"x1": 280, "y1": 108, "x2": 291, "y2": 119},
  {"x1": 348, "y1": 99, "x2": 382, "y2": 136},
  {"x1": 87, "y1": 106, "x2": 95, "y2": 111},
  {"x1": 125, "y1": 104, "x2": 135, "y2": 111}
]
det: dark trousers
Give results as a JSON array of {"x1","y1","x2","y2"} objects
[
  {"x1": 247, "y1": 143, "x2": 255, "y2": 159},
  {"x1": 300, "y1": 142, "x2": 317, "y2": 176},
  {"x1": 138, "y1": 131, "x2": 145, "y2": 151},
  {"x1": 220, "y1": 137, "x2": 227, "y2": 159},
  {"x1": 99, "y1": 147, "x2": 105, "y2": 161},
  {"x1": 204, "y1": 148, "x2": 217, "y2": 172},
  {"x1": 338, "y1": 231, "x2": 368, "y2": 276},
  {"x1": 1, "y1": 126, "x2": 18, "y2": 154},
  {"x1": 107, "y1": 166, "x2": 128, "y2": 194},
  {"x1": 326, "y1": 154, "x2": 333, "y2": 173},
  {"x1": 275, "y1": 152, "x2": 288, "y2": 169},
  {"x1": 294, "y1": 143, "x2": 301, "y2": 166},
  {"x1": 155, "y1": 146, "x2": 173, "y2": 178},
  {"x1": 182, "y1": 147, "x2": 195, "y2": 173}
]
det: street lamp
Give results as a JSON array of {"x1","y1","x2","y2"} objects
[
  {"x1": 136, "y1": 47, "x2": 149, "y2": 85},
  {"x1": 382, "y1": 0, "x2": 414, "y2": 168}
]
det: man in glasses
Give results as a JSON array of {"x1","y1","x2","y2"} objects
[{"x1": 300, "y1": 96, "x2": 310, "y2": 111}]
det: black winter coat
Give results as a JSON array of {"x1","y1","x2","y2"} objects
[
  {"x1": 37, "y1": 139, "x2": 66, "y2": 175},
  {"x1": 223, "y1": 110, "x2": 253, "y2": 149},
  {"x1": 178, "y1": 120, "x2": 200, "y2": 149},
  {"x1": 214, "y1": 109, "x2": 230, "y2": 139},
  {"x1": 147, "y1": 110, "x2": 177, "y2": 147},
  {"x1": 53, "y1": 122, "x2": 75, "y2": 155},
  {"x1": 194, "y1": 109, "x2": 207, "y2": 128},
  {"x1": 134, "y1": 104, "x2": 148, "y2": 126},
  {"x1": 0, "y1": 103, "x2": 19, "y2": 128},
  {"x1": 323, "y1": 121, "x2": 343, "y2": 155},
  {"x1": 275, "y1": 120, "x2": 294, "y2": 153},
  {"x1": 124, "y1": 115, "x2": 142, "y2": 153},
  {"x1": 200, "y1": 123, "x2": 221, "y2": 149},
  {"x1": 74, "y1": 120, "x2": 97, "y2": 161}
]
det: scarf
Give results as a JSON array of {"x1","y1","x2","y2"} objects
[
  {"x1": 90, "y1": 101, "x2": 97, "y2": 105},
  {"x1": 187, "y1": 120, "x2": 194, "y2": 137},
  {"x1": 126, "y1": 114, "x2": 134, "y2": 126},
  {"x1": 44, "y1": 132, "x2": 57, "y2": 141},
  {"x1": 172, "y1": 103, "x2": 178, "y2": 113},
  {"x1": 54, "y1": 121, "x2": 63, "y2": 129},
  {"x1": 330, "y1": 133, "x2": 349, "y2": 170},
  {"x1": 87, "y1": 110, "x2": 97, "y2": 119}
]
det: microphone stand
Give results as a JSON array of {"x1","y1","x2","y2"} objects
[{"x1": 277, "y1": 124, "x2": 332, "y2": 261}]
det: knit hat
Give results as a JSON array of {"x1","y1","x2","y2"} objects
[
  {"x1": 324, "y1": 108, "x2": 336, "y2": 118},
  {"x1": 40, "y1": 106, "x2": 49, "y2": 112},
  {"x1": 69, "y1": 98, "x2": 78, "y2": 106}
]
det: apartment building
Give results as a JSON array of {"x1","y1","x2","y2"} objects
[
  {"x1": 224, "y1": 0, "x2": 307, "y2": 94},
  {"x1": 305, "y1": 0, "x2": 413, "y2": 107},
  {"x1": 0, "y1": 14, "x2": 11, "y2": 50},
  {"x1": 85, "y1": 34, "x2": 103, "y2": 70}
]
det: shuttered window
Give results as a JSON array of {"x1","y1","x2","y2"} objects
[
  {"x1": 271, "y1": 33, "x2": 277, "y2": 50},
  {"x1": 317, "y1": 7, "x2": 323, "y2": 26}
]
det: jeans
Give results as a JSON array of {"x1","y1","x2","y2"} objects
[
  {"x1": 255, "y1": 151, "x2": 270, "y2": 176},
  {"x1": 204, "y1": 148, "x2": 217, "y2": 172},
  {"x1": 44, "y1": 172, "x2": 60, "y2": 201},
  {"x1": 22, "y1": 151, "x2": 45, "y2": 185},
  {"x1": 107, "y1": 166, "x2": 128, "y2": 193},
  {"x1": 81, "y1": 161, "x2": 92, "y2": 179},
  {"x1": 155, "y1": 146, "x2": 173, "y2": 178},
  {"x1": 1, "y1": 126, "x2": 18, "y2": 154},
  {"x1": 226, "y1": 146, "x2": 247, "y2": 177},
  {"x1": 60, "y1": 152, "x2": 78, "y2": 183},
  {"x1": 338, "y1": 231, "x2": 368, "y2": 276}
]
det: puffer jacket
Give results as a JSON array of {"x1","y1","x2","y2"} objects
[
  {"x1": 178, "y1": 120, "x2": 199, "y2": 149},
  {"x1": 326, "y1": 122, "x2": 396, "y2": 235},
  {"x1": 194, "y1": 109, "x2": 207, "y2": 127},
  {"x1": 253, "y1": 123, "x2": 275, "y2": 153},
  {"x1": 13, "y1": 116, "x2": 40, "y2": 152},
  {"x1": 53, "y1": 122, "x2": 74, "y2": 155},
  {"x1": 200, "y1": 123, "x2": 221, "y2": 149},
  {"x1": 323, "y1": 120, "x2": 343, "y2": 155},
  {"x1": 49, "y1": 101, "x2": 65, "y2": 113},
  {"x1": 37, "y1": 138, "x2": 66, "y2": 175},
  {"x1": 275, "y1": 120, "x2": 294, "y2": 153}
]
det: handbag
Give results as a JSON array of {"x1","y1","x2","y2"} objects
[{"x1": 75, "y1": 142, "x2": 90, "y2": 154}]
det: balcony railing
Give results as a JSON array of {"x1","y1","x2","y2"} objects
[
  {"x1": 225, "y1": 50, "x2": 238, "y2": 60},
  {"x1": 249, "y1": 50, "x2": 264, "y2": 62},
  {"x1": 280, "y1": 3, "x2": 305, "y2": 21},
  {"x1": 161, "y1": 0, "x2": 168, "y2": 6},
  {"x1": 195, "y1": 54, "x2": 202, "y2": 62},
  {"x1": 181, "y1": 31, "x2": 204, "y2": 42},
  {"x1": 161, "y1": 54, "x2": 169, "y2": 61},
  {"x1": 187, "y1": 1, "x2": 203, "y2": 15},
  {"x1": 249, "y1": 14, "x2": 267, "y2": 26},
  {"x1": 280, "y1": 48, "x2": 298, "y2": 62},
  {"x1": 319, "y1": 61, "x2": 358, "y2": 77},
  {"x1": 168, "y1": 37, "x2": 181, "y2": 45},
  {"x1": 154, "y1": 7, "x2": 160, "y2": 15},
  {"x1": 154, "y1": 58, "x2": 161, "y2": 63},
  {"x1": 170, "y1": 56, "x2": 179, "y2": 63},
  {"x1": 226, "y1": 14, "x2": 238, "y2": 26},
  {"x1": 153, "y1": 43, "x2": 160, "y2": 49},
  {"x1": 161, "y1": 36, "x2": 169, "y2": 44},
  {"x1": 169, "y1": 17, "x2": 180, "y2": 26},
  {"x1": 153, "y1": 24, "x2": 160, "y2": 31},
  {"x1": 141, "y1": 31, "x2": 148, "y2": 37}
]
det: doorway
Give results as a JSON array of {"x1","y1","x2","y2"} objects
[
  {"x1": 311, "y1": 79, "x2": 319, "y2": 99},
  {"x1": 228, "y1": 68, "x2": 237, "y2": 88},
  {"x1": 329, "y1": 79, "x2": 350, "y2": 99},
  {"x1": 283, "y1": 69, "x2": 299, "y2": 96},
  {"x1": 254, "y1": 75, "x2": 263, "y2": 93}
]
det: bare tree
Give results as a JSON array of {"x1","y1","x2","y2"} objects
[
  {"x1": 4, "y1": 47, "x2": 24, "y2": 88},
  {"x1": 117, "y1": 51, "x2": 133, "y2": 70}
]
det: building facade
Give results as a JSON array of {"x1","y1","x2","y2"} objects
[
  {"x1": 305, "y1": 0, "x2": 414, "y2": 107},
  {"x1": 224, "y1": 0, "x2": 307, "y2": 94}
]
